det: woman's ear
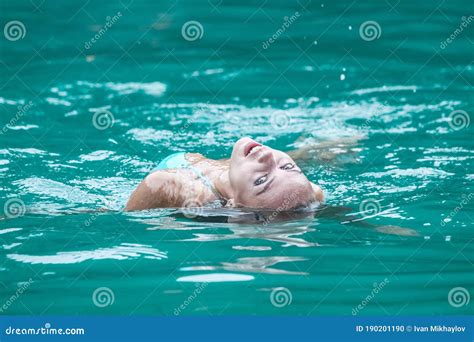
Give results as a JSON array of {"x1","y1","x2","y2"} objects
[{"x1": 311, "y1": 182, "x2": 324, "y2": 202}]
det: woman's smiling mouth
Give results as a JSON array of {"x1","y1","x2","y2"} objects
[{"x1": 244, "y1": 141, "x2": 262, "y2": 157}]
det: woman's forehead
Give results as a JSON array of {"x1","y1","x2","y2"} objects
[{"x1": 264, "y1": 176, "x2": 312, "y2": 201}]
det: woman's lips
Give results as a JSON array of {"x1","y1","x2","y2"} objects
[{"x1": 244, "y1": 141, "x2": 262, "y2": 157}]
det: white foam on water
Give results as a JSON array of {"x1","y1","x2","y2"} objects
[
  {"x1": 177, "y1": 273, "x2": 254, "y2": 282},
  {"x1": 104, "y1": 81, "x2": 167, "y2": 96},
  {"x1": 0, "y1": 228, "x2": 22, "y2": 235},
  {"x1": 352, "y1": 85, "x2": 418, "y2": 95},
  {"x1": 8, "y1": 243, "x2": 167, "y2": 265},
  {"x1": 361, "y1": 167, "x2": 454, "y2": 179},
  {"x1": 7, "y1": 125, "x2": 39, "y2": 131}
]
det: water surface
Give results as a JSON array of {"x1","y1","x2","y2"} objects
[{"x1": 0, "y1": 0, "x2": 473, "y2": 315}]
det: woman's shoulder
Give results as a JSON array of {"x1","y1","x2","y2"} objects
[
  {"x1": 125, "y1": 169, "x2": 200, "y2": 210},
  {"x1": 187, "y1": 153, "x2": 229, "y2": 168},
  {"x1": 185, "y1": 153, "x2": 206, "y2": 164}
]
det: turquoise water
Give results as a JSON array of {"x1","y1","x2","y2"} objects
[{"x1": 1, "y1": 0, "x2": 473, "y2": 315}]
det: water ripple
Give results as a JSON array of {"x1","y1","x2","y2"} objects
[{"x1": 7, "y1": 243, "x2": 167, "y2": 265}]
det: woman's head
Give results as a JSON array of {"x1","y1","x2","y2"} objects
[{"x1": 228, "y1": 137, "x2": 323, "y2": 209}]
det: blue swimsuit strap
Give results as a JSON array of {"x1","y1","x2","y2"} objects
[{"x1": 184, "y1": 163, "x2": 226, "y2": 206}]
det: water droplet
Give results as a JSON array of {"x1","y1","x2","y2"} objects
[
  {"x1": 313, "y1": 40, "x2": 318, "y2": 45},
  {"x1": 340, "y1": 74, "x2": 346, "y2": 81},
  {"x1": 348, "y1": 25, "x2": 352, "y2": 30}
]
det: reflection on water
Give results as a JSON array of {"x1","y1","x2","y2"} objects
[
  {"x1": 181, "y1": 256, "x2": 308, "y2": 275},
  {"x1": 7, "y1": 243, "x2": 167, "y2": 264},
  {"x1": 187, "y1": 223, "x2": 316, "y2": 248},
  {"x1": 177, "y1": 273, "x2": 254, "y2": 283}
]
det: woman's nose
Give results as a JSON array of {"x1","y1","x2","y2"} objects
[{"x1": 257, "y1": 149, "x2": 275, "y2": 166}]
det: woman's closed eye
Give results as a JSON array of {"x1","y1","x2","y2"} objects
[
  {"x1": 280, "y1": 162, "x2": 295, "y2": 170},
  {"x1": 254, "y1": 175, "x2": 268, "y2": 186}
]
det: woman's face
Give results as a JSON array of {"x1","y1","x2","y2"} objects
[{"x1": 229, "y1": 137, "x2": 317, "y2": 209}]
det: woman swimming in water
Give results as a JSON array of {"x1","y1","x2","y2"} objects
[
  {"x1": 125, "y1": 135, "x2": 418, "y2": 236},
  {"x1": 125, "y1": 137, "x2": 324, "y2": 211}
]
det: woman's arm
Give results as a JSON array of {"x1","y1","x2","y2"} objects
[
  {"x1": 287, "y1": 136, "x2": 364, "y2": 164},
  {"x1": 315, "y1": 205, "x2": 419, "y2": 236},
  {"x1": 125, "y1": 171, "x2": 185, "y2": 211}
]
